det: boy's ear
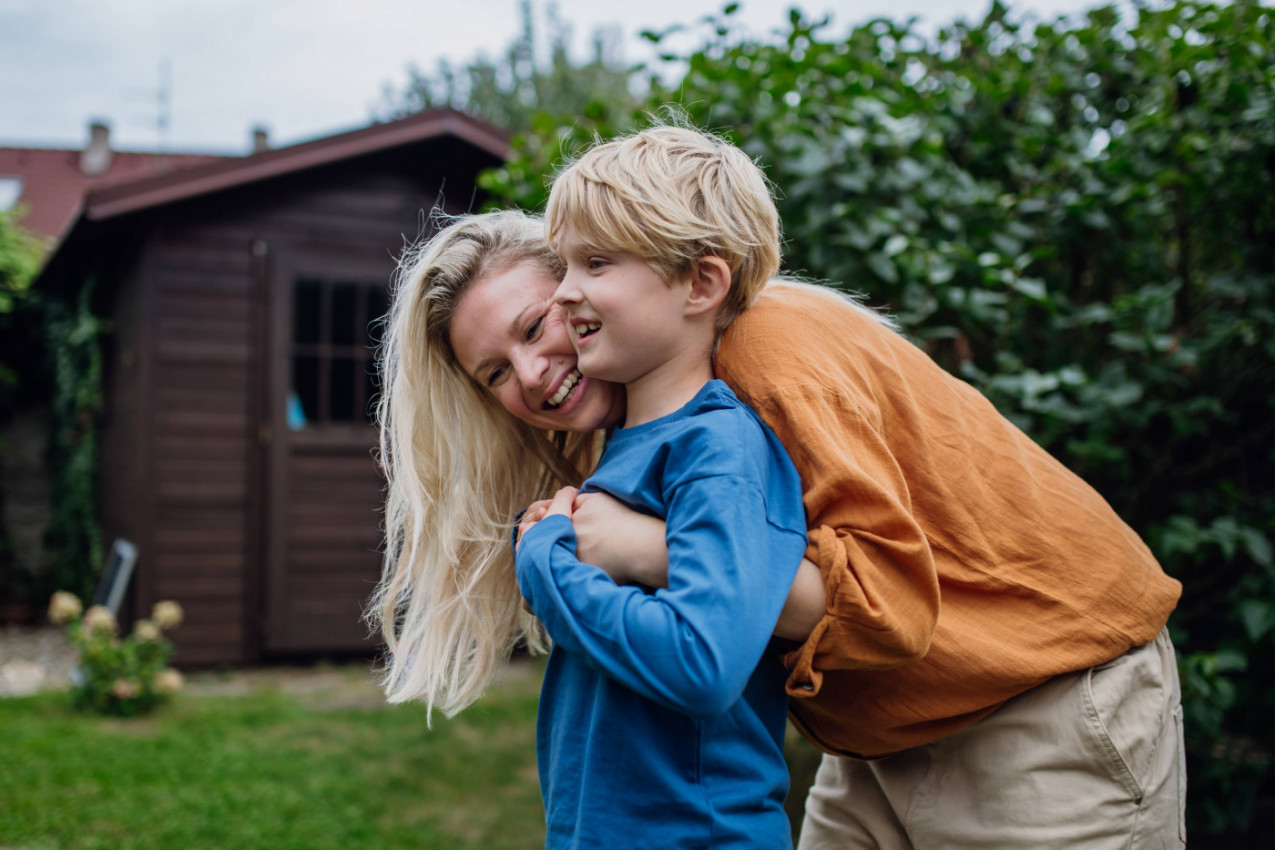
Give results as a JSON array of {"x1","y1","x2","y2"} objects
[{"x1": 684, "y1": 256, "x2": 731, "y2": 317}]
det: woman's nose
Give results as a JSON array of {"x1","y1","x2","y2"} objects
[{"x1": 511, "y1": 349, "x2": 547, "y2": 390}]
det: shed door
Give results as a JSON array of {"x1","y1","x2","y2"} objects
[{"x1": 262, "y1": 249, "x2": 389, "y2": 654}]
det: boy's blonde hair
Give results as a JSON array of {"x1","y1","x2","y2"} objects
[
  {"x1": 545, "y1": 123, "x2": 781, "y2": 335},
  {"x1": 367, "y1": 209, "x2": 596, "y2": 718}
]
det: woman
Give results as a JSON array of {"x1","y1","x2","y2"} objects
[{"x1": 370, "y1": 208, "x2": 1184, "y2": 849}]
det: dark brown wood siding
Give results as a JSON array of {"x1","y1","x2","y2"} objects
[
  {"x1": 115, "y1": 154, "x2": 459, "y2": 666},
  {"x1": 98, "y1": 254, "x2": 148, "y2": 596},
  {"x1": 141, "y1": 229, "x2": 256, "y2": 665}
]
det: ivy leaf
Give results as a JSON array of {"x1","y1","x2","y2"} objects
[
  {"x1": 1242, "y1": 528, "x2": 1273, "y2": 571},
  {"x1": 1238, "y1": 599, "x2": 1274, "y2": 642}
]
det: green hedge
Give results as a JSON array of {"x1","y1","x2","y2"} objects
[{"x1": 482, "y1": 0, "x2": 1274, "y2": 837}]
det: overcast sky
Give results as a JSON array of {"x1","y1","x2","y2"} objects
[{"x1": 2, "y1": 0, "x2": 1121, "y2": 154}]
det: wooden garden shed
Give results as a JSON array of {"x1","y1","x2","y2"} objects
[{"x1": 37, "y1": 108, "x2": 509, "y2": 666}]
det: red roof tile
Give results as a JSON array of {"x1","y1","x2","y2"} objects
[{"x1": 0, "y1": 146, "x2": 228, "y2": 243}]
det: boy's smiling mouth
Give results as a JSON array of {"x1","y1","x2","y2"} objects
[{"x1": 573, "y1": 320, "x2": 601, "y2": 344}]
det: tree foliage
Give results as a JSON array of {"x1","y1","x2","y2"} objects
[
  {"x1": 0, "y1": 206, "x2": 45, "y2": 606},
  {"x1": 483, "y1": 0, "x2": 1275, "y2": 837},
  {"x1": 0, "y1": 206, "x2": 43, "y2": 408},
  {"x1": 377, "y1": 0, "x2": 640, "y2": 137}
]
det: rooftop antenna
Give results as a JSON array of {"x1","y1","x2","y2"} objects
[
  {"x1": 157, "y1": 58, "x2": 171, "y2": 153},
  {"x1": 125, "y1": 58, "x2": 172, "y2": 154}
]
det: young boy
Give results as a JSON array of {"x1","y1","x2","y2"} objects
[{"x1": 514, "y1": 125, "x2": 809, "y2": 848}]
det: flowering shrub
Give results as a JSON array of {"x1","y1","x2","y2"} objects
[{"x1": 47, "y1": 591, "x2": 185, "y2": 716}]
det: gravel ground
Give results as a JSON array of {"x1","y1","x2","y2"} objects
[
  {"x1": 0, "y1": 625, "x2": 77, "y2": 697},
  {"x1": 0, "y1": 624, "x2": 389, "y2": 702},
  {"x1": 0, "y1": 624, "x2": 538, "y2": 704}
]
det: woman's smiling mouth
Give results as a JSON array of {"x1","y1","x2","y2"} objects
[{"x1": 545, "y1": 369, "x2": 582, "y2": 409}]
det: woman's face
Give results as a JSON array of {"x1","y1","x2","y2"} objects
[{"x1": 449, "y1": 260, "x2": 626, "y2": 433}]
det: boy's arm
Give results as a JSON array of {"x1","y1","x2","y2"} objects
[
  {"x1": 517, "y1": 474, "x2": 806, "y2": 720},
  {"x1": 571, "y1": 490, "x2": 826, "y2": 640}
]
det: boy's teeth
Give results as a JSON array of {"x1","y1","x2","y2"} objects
[
  {"x1": 577, "y1": 321, "x2": 601, "y2": 337},
  {"x1": 546, "y1": 369, "x2": 581, "y2": 408}
]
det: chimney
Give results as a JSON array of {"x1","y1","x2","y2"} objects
[
  {"x1": 81, "y1": 120, "x2": 113, "y2": 176},
  {"x1": 251, "y1": 125, "x2": 270, "y2": 154}
]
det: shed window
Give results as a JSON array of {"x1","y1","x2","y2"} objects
[{"x1": 289, "y1": 278, "x2": 388, "y2": 428}]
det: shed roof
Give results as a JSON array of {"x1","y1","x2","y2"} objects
[
  {"x1": 0, "y1": 146, "x2": 226, "y2": 242},
  {"x1": 79, "y1": 108, "x2": 510, "y2": 222},
  {"x1": 35, "y1": 108, "x2": 509, "y2": 290}
]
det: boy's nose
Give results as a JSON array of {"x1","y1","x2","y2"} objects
[{"x1": 553, "y1": 271, "x2": 582, "y2": 306}]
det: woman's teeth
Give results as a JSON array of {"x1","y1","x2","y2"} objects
[{"x1": 545, "y1": 369, "x2": 581, "y2": 409}]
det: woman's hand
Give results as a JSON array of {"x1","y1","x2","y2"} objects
[{"x1": 571, "y1": 491, "x2": 669, "y2": 587}]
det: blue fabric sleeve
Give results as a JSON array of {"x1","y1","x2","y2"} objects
[{"x1": 516, "y1": 476, "x2": 803, "y2": 720}]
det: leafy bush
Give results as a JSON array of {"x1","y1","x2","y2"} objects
[
  {"x1": 0, "y1": 206, "x2": 43, "y2": 400},
  {"x1": 481, "y1": 0, "x2": 1275, "y2": 836},
  {"x1": 47, "y1": 591, "x2": 185, "y2": 716},
  {"x1": 42, "y1": 281, "x2": 106, "y2": 604},
  {"x1": 0, "y1": 206, "x2": 46, "y2": 607}
]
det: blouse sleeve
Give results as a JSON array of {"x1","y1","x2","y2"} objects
[{"x1": 749, "y1": 383, "x2": 941, "y2": 698}]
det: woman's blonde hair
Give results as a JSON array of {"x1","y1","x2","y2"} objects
[
  {"x1": 366, "y1": 209, "x2": 596, "y2": 717},
  {"x1": 546, "y1": 122, "x2": 781, "y2": 335}
]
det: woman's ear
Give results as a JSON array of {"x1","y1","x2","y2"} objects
[{"x1": 684, "y1": 256, "x2": 732, "y2": 317}]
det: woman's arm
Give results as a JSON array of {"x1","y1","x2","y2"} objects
[{"x1": 571, "y1": 490, "x2": 825, "y2": 641}]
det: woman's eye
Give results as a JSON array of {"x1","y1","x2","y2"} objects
[
  {"x1": 525, "y1": 316, "x2": 544, "y2": 340},
  {"x1": 486, "y1": 366, "x2": 506, "y2": 387}
]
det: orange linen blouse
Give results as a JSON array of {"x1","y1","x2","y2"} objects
[{"x1": 716, "y1": 283, "x2": 1182, "y2": 758}]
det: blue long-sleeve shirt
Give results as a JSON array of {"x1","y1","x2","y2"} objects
[{"x1": 517, "y1": 380, "x2": 809, "y2": 849}]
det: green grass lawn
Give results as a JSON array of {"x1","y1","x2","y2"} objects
[
  {"x1": 0, "y1": 661, "x2": 546, "y2": 850},
  {"x1": 1, "y1": 657, "x2": 822, "y2": 849}
]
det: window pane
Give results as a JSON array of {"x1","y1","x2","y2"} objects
[
  {"x1": 294, "y1": 280, "x2": 322, "y2": 345},
  {"x1": 330, "y1": 357, "x2": 356, "y2": 422},
  {"x1": 292, "y1": 356, "x2": 320, "y2": 427},
  {"x1": 331, "y1": 283, "x2": 358, "y2": 346}
]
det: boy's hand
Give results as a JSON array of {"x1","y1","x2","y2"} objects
[
  {"x1": 544, "y1": 486, "x2": 579, "y2": 519},
  {"x1": 516, "y1": 488, "x2": 577, "y2": 614},
  {"x1": 515, "y1": 489, "x2": 574, "y2": 552},
  {"x1": 516, "y1": 499, "x2": 553, "y2": 550}
]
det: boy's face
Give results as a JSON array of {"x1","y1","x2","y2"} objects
[{"x1": 553, "y1": 226, "x2": 698, "y2": 388}]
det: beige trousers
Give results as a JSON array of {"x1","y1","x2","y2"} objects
[{"x1": 797, "y1": 629, "x2": 1186, "y2": 850}]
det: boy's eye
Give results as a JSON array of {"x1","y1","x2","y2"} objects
[{"x1": 587, "y1": 257, "x2": 606, "y2": 270}]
